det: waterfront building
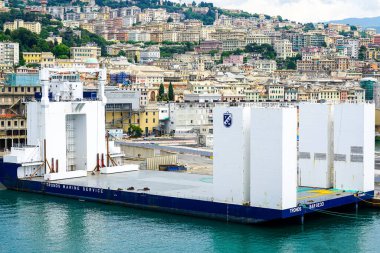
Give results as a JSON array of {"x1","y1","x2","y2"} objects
[
  {"x1": 104, "y1": 88, "x2": 139, "y2": 131},
  {"x1": 131, "y1": 103, "x2": 159, "y2": 135},
  {"x1": 167, "y1": 102, "x2": 215, "y2": 134}
]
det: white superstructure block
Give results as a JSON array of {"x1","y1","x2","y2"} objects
[
  {"x1": 213, "y1": 107, "x2": 250, "y2": 205},
  {"x1": 299, "y1": 103, "x2": 334, "y2": 188},
  {"x1": 27, "y1": 101, "x2": 106, "y2": 174},
  {"x1": 250, "y1": 107, "x2": 297, "y2": 210},
  {"x1": 334, "y1": 103, "x2": 375, "y2": 192}
]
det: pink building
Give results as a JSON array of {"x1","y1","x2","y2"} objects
[
  {"x1": 195, "y1": 40, "x2": 222, "y2": 53},
  {"x1": 223, "y1": 55, "x2": 244, "y2": 65},
  {"x1": 374, "y1": 34, "x2": 380, "y2": 45}
]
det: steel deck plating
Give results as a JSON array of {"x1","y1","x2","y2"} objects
[{"x1": 29, "y1": 170, "x2": 359, "y2": 208}]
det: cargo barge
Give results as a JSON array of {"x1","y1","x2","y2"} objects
[
  {"x1": 0, "y1": 166, "x2": 374, "y2": 224},
  {"x1": 0, "y1": 68, "x2": 375, "y2": 224}
]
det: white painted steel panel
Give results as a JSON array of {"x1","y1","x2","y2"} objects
[
  {"x1": 213, "y1": 107, "x2": 250, "y2": 205},
  {"x1": 250, "y1": 107, "x2": 297, "y2": 210},
  {"x1": 26, "y1": 101, "x2": 107, "y2": 175},
  {"x1": 44, "y1": 170, "x2": 87, "y2": 181},
  {"x1": 299, "y1": 103, "x2": 334, "y2": 188},
  {"x1": 100, "y1": 165, "x2": 139, "y2": 174},
  {"x1": 334, "y1": 103, "x2": 374, "y2": 192}
]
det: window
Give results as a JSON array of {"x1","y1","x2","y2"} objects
[
  {"x1": 146, "y1": 119, "x2": 148, "y2": 123},
  {"x1": 21, "y1": 121, "x2": 24, "y2": 126}
]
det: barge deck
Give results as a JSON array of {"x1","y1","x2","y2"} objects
[{"x1": 6, "y1": 170, "x2": 369, "y2": 224}]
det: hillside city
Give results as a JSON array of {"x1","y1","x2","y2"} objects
[{"x1": 0, "y1": 0, "x2": 380, "y2": 153}]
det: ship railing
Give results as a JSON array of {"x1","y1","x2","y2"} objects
[
  {"x1": 35, "y1": 98, "x2": 101, "y2": 102},
  {"x1": 12, "y1": 143, "x2": 38, "y2": 148}
]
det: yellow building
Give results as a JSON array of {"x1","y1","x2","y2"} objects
[
  {"x1": 105, "y1": 110, "x2": 130, "y2": 131},
  {"x1": 319, "y1": 89, "x2": 340, "y2": 102},
  {"x1": 131, "y1": 105, "x2": 159, "y2": 135},
  {"x1": 41, "y1": 52, "x2": 56, "y2": 68},
  {"x1": 376, "y1": 109, "x2": 380, "y2": 133},
  {"x1": 367, "y1": 47, "x2": 380, "y2": 60},
  {"x1": 23, "y1": 52, "x2": 55, "y2": 67},
  {"x1": 105, "y1": 103, "x2": 159, "y2": 136},
  {"x1": 23, "y1": 52, "x2": 42, "y2": 64},
  {"x1": 4, "y1": 19, "x2": 41, "y2": 34}
]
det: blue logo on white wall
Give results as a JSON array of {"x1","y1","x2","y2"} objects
[{"x1": 223, "y1": 112, "x2": 232, "y2": 128}]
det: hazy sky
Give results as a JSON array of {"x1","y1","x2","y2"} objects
[{"x1": 180, "y1": 0, "x2": 380, "y2": 22}]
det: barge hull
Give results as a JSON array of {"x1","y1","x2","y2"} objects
[{"x1": 0, "y1": 161, "x2": 374, "y2": 224}]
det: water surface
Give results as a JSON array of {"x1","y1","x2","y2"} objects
[{"x1": 1, "y1": 190, "x2": 380, "y2": 253}]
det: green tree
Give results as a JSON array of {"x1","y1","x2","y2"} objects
[
  {"x1": 167, "y1": 17, "x2": 173, "y2": 23},
  {"x1": 58, "y1": 55, "x2": 69, "y2": 59},
  {"x1": 158, "y1": 83, "x2": 165, "y2": 101},
  {"x1": 117, "y1": 50, "x2": 126, "y2": 57},
  {"x1": 128, "y1": 124, "x2": 142, "y2": 138},
  {"x1": 209, "y1": 49, "x2": 218, "y2": 56},
  {"x1": 276, "y1": 54, "x2": 301, "y2": 70},
  {"x1": 18, "y1": 53, "x2": 25, "y2": 66},
  {"x1": 52, "y1": 44, "x2": 70, "y2": 58},
  {"x1": 168, "y1": 82, "x2": 174, "y2": 101},
  {"x1": 245, "y1": 43, "x2": 276, "y2": 60},
  {"x1": 303, "y1": 23, "x2": 315, "y2": 32},
  {"x1": 358, "y1": 45, "x2": 367, "y2": 61}
]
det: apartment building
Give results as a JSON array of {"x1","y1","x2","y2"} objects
[
  {"x1": 140, "y1": 46, "x2": 160, "y2": 63},
  {"x1": 131, "y1": 104, "x2": 159, "y2": 135},
  {"x1": 274, "y1": 39, "x2": 294, "y2": 59},
  {"x1": 251, "y1": 60, "x2": 277, "y2": 73},
  {"x1": 167, "y1": 102, "x2": 215, "y2": 134},
  {"x1": 3, "y1": 19, "x2": 41, "y2": 34},
  {"x1": 22, "y1": 52, "x2": 55, "y2": 67},
  {"x1": 0, "y1": 42, "x2": 19, "y2": 65},
  {"x1": 128, "y1": 30, "x2": 151, "y2": 42},
  {"x1": 178, "y1": 30, "x2": 200, "y2": 42},
  {"x1": 70, "y1": 45, "x2": 101, "y2": 60},
  {"x1": 246, "y1": 34, "x2": 271, "y2": 45}
]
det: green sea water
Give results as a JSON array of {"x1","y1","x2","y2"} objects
[{"x1": 1, "y1": 190, "x2": 380, "y2": 253}]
